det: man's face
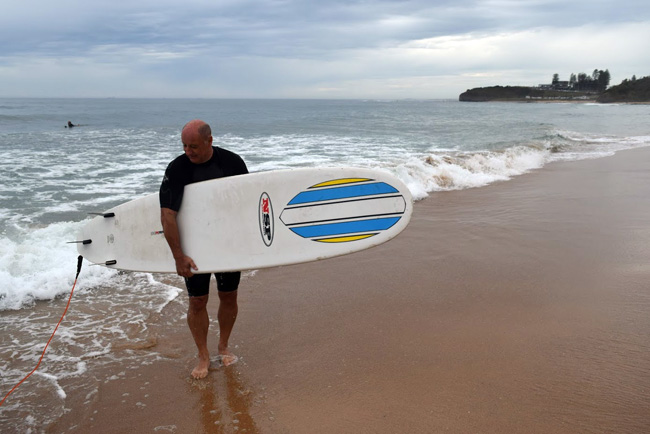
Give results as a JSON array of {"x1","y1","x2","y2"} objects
[{"x1": 182, "y1": 129, "x2": 213, "y2": 164}]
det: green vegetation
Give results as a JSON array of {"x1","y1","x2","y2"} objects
[
  {"x1": 597, "y1": 76, "x2": 650, "y2": 103},
  {"x1": 568, "y1": 69, "x2": 610, "y2": 92}
]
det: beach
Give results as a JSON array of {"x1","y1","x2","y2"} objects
[{"x1": 42, "y1": 146, "x2": 650, "y2": 433}]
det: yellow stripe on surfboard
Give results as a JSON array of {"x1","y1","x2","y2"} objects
[
  {"x1": 309, "y1": 178, "x2": 372, "y2": 188},
  {"x1": 314, "y1": 233, "x2": 377, "y2": 243}
]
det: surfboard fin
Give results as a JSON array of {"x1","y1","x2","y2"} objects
[
  {"x1": 67, "y1": 239, "x2": 92, "y2": 245},
  {"x1": 88, "y1": 212, "x2": 115, "y2": 218},
  {"x1": 90, "y1": 260, "x2": 117, "y2": 266}
]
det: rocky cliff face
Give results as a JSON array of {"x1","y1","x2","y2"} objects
[{"x1": 459, "y1": 86, "x2": 536, "y2": 101}]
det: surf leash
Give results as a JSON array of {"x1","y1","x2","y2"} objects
[{"x1": 0, "y1": 255, "x2": 83, "y2": 407}]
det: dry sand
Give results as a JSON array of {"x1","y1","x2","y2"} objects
[{"x1": 51, "y1": 147, "x2": 650, "y2": 433}]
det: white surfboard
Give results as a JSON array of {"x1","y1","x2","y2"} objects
[{"x1": 76, "y1": 167, "x2": 413, "y2": 273}]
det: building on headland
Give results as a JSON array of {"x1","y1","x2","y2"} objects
[{"x1": 538, "y1": 81, "x2": 571, "y2": 91}]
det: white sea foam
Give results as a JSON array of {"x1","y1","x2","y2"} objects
[
  {"x1": 547, "y1": 131, "x2": 650, "y2": 162},
  {"x1": 399, "y1": 132, "x2": 650, "y2": 198},
  {"x1": 0, "y1": 219, "x2": 182, "y2": 313},
  {"x1": 0, "y1": 221, "x2": 96, "y2": 311},
  {"x1": 386, "y1": 146, "x2": 549, "y2": 199},
  {"x1": 144, "y1": 273, "x2": 184, "y2": 313},
  {"x1": 236, "y1": 132, "x2": 553, "y2": 199},
  {"x1": 35, "y1": 372, "x2": 67, "y2": 399}
]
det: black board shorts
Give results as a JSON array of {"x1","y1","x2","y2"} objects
[{"x1": 184, "y1": 272, "x2": 241, "y2": 297}]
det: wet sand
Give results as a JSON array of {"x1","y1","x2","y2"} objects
[{"x1": 51, "y1": 147, "x2": 650, "y2": 433}]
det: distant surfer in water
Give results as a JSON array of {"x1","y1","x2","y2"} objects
[
  {"x1": 67, "y1": 121, "x2": 75, "y2": 128},
  {"x1": 159, "y1": 119, "x2": 248, "y2": 379}
]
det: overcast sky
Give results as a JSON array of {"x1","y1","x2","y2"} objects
[{"x1": 1, "y1": 0, "x2": 648, "y2": 99}]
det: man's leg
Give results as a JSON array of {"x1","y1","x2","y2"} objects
[
  {"x1": 217, "y1": 290, "x2": 238, "y2": 366},
  {"x1": 187, "y1": 294, "x2": 210, "y2": 379}
]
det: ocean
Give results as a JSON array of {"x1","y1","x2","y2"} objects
[{"x1": 1, "y1": 98, "x2": 649, "y2": 431}]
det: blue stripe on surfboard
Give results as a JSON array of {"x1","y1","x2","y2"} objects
[
  {"x1": 289, "y1": 217, "x2": 401, "y2": 238},
  {"x1": 287, "y1": 182, "x2": 398, "y2": 206}
]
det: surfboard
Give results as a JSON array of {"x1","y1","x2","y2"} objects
[{"x1": 76, "y1": 167, "x2": 413, "y2": 273}]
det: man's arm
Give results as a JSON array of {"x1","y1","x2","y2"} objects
[{"x1": 161, "y1": 207, "x2": 197, "y2": 277}]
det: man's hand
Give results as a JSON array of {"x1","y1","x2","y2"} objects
[
  {"x1": 161, "y1": 207, "x2": 197, "y2": 276},
  {"x1": 175, "y1": 255, "x2": 198, "y2": 278}
]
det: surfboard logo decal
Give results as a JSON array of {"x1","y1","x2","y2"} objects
[
  {"x1": 258, "y1": 192, "x2": 274, "y2": 246},
  {"x1": 280, "y1": 178, "x2": 406, "y2": 243}
]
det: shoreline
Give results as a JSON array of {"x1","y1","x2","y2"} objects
[{"x1": 47, "y1": 146, "x2": 650, "y2": 433}]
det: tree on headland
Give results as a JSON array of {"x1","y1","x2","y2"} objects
[
  {"x1": 571, "y1": 69, "x2": 610, "y2": 92},
  {"x1": 552, "y1": 73, "x2": 560, "y2": 85},
  {"x1": 594, "y1": 69, "x2": 611, "y2": 91}
]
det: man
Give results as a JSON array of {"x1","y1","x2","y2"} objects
[{"x1": 160, "y1": 119, "x2": 248, "y2": 379}]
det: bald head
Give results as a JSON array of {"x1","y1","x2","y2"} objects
[
  {"x1": 181, "y1": 119, "x2": 214, "y2": 164},
  {"x1": 182, "y1": 119, "x2": 211, "y2": 141}
]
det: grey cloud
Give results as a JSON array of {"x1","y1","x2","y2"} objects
[
  {"x1": 0, "y1": 0, "x2": 648, "y2": 98},
  {"x1": 3, "y1": 0, "x2": 648, "y2": 58}
]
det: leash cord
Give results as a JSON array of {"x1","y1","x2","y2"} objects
[{"x1": 0, "y1": 255, "x2": 83, "y2": 407}]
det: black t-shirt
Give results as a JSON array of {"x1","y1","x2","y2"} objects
[{"x1": 159, "y1": 146, "x2": 248, "y2": 212}]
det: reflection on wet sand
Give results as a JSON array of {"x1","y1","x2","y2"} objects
[{"x1": 192, "y1": 360, "x2": 259, "y2": 433}]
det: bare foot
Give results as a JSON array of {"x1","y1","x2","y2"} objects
[
  {"x1": 218, "y1": 349, "x2": 238, "y2": 367},
  {"x1": 191, "y1": 354, "x2": 210, "y2": 379}
]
